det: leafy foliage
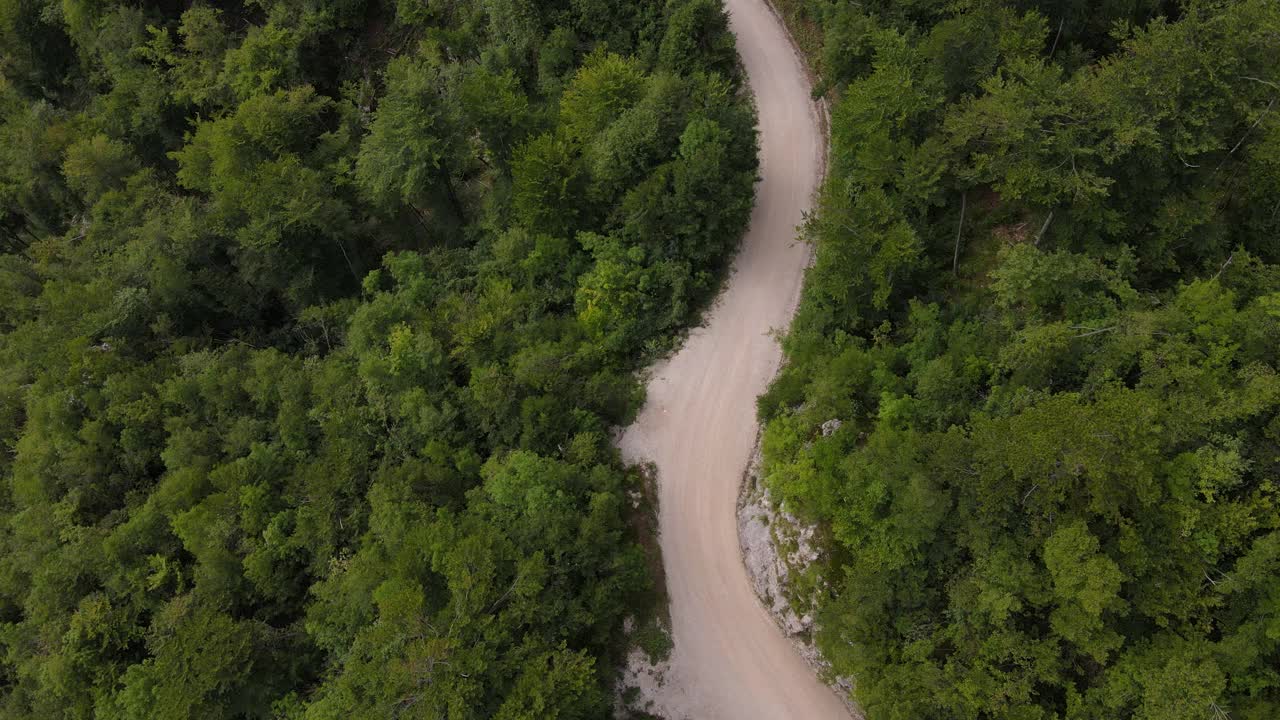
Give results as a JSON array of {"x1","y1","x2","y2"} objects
[
  {"x1": 0, "y1": 0, "x2": 754, "y2": 716},
  {"x1": 762, "y1": 1, "x2": 1280, "y2": 718}
]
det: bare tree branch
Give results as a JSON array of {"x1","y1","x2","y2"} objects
[
  {"x1": 1227, "y1": 97, "x2": 1276, "y2": 155},
  {"x1": 1049, "y1": 18, "x2": 1065, "y2": 57},
  {"x1": 1212, "y1": 251, "x2": 1235, "y2": 282},
  {"x1": 1034, "y1": 211, "x2": 1054, "y2": 246}
]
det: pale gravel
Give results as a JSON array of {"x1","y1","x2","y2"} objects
[{"x1": 615, "y1": 0, "x2": 852, "y2": 717}]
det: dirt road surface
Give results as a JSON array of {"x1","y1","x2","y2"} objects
[{"x1": 616, "y1": 1, "x2": 851, "y2": 718}]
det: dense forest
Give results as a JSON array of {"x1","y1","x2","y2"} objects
[
  {"x1": 760, "y1": 0, "x2": 1280, "y2": 718},
  {"x1": 0, "y1": 0, "x2": 757, "y2": 717}
]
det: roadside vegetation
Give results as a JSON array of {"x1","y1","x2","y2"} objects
[
  {"x1": 0, "y1": 1, "x2": 757, "y2": 717},
  {"x1": 760, "y1": 1, "x2": 1280, "y2": 718}
]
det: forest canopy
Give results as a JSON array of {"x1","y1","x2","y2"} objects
[
  {"x1": 761, "y1": 0, "x2": 1280, "y2": 718},
  {"x1": 0, "y1": 0, "x2": 756, "y2": 717}
]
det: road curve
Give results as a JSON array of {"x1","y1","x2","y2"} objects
[{"x1": 616, "y1": 1, "x2": 849, "y2": 718}]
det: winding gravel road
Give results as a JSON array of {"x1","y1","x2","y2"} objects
[{"x1": 616, "y1": 1, "x2": 850, "y2": 718}]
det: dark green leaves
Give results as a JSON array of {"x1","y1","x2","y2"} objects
[{"x1": 763, "y1": 1, "x2": 1280, "y2": 718}]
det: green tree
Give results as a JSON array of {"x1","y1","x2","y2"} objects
[{"x1": 356, "y1": 55, "x2": 467, "y2": 224}]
